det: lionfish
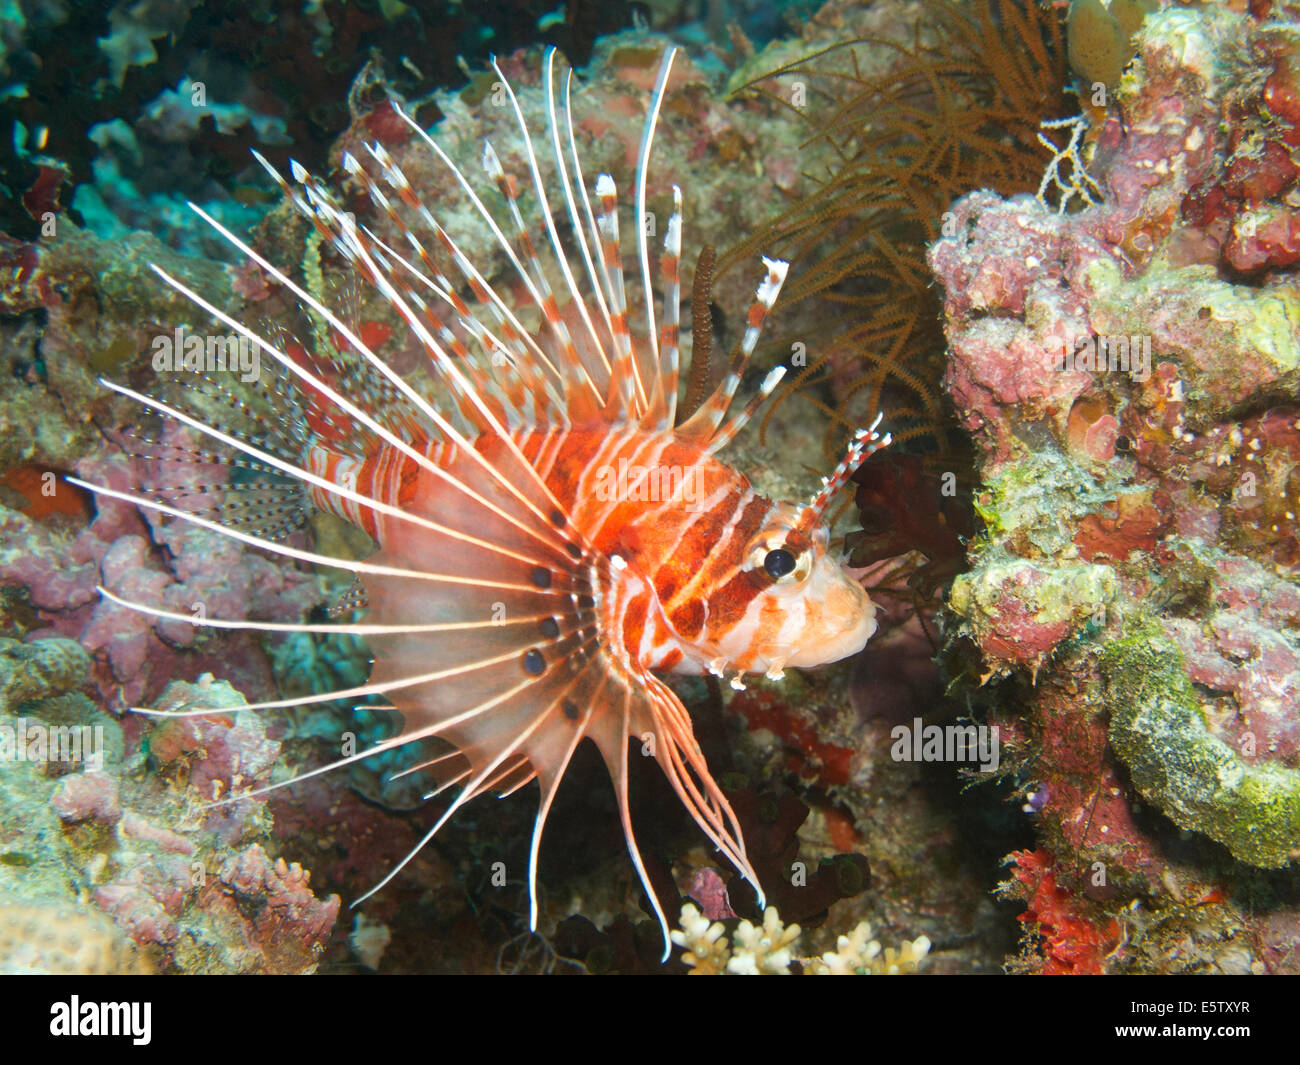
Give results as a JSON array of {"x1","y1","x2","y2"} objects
[{"x1": 72, "y1": 46, "x2": 889, "y2": 956}]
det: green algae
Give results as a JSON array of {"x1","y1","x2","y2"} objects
[
  {"x1": 1102, "y1": 619, "x2": 1300, "y2": 868},
  {"x1": 1085, "y1": 258, "x2": 1300, "y2": 374},
  {"x1": 948, "y1": 558, "x2": 1116, "y2": 676},
  {"x1": 950, "y1": 559, "x2": 1115, "y2": 633},
  {"x1": 968, "y1": 449, "x2": 1130, "y2": 566},
  {"x1": 88, "y1": 335, "x2": 138, "y2": 374},
  {"x1": 1082, "y1": 258, "x2": 1300, "y2": 416}
]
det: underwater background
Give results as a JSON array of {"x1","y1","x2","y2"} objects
[{"x1": 0, "y1": 0, "x2": 1298, "y2": 974}]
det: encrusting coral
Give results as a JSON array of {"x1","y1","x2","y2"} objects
[
  {"x1": 0, "y1": 666, "x2": 341, "y2": 974},
  {"x1": 0, "y1": 899, "x2": 151, "y2": 975},
  {"x1": 19, "y1": 0, "x2": 1292, "y2": 975},
  {"x1": 5, "y1": 11, "x2": 937, "y2": 973}
]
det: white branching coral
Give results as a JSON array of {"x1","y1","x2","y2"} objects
[
  {"x1": 727, "y1": 906, "x2": 802, "y2": 975},
  {"x1": 1036, "y1": 114, "x2": 1103, "y2": 214},
  {"x1": 670, "y1": 903, "x2": 732, "y2": 974},
  {"x1": 805, "y1": 921, "x2": 882, "y2": 975},
  {"x1": 672, "y1": 904, "x2": 931, "y2": 975},
  {"x1": 804, "y1": 922, "x2": 933, "y2": 975}
]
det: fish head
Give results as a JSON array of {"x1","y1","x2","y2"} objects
[{"x1": 699, "y1": 500, "x2": 877, "y2": 677}]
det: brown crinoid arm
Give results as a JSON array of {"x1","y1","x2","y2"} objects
[
  {"x1": 682, "y1": 244, "x2": 717, "y2": 420},
  {"x1": 714, "y1": 0, "x2": 1070, "y2": 462}
]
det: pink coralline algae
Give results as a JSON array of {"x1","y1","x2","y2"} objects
[
  {"x1": 0, "y1": 224, "x2": 329, "y2": 715},
  {"x1": 203, "y1": 845, "x2": 340, "y2": 975},
  {"x1": 686, "y1": 868, "x2": 738, "y2": 922},
  {"x1": 932, "y1": 2, "x2": 1300, "y2": 971},
  {"x1": 86, "y1": 677, "x2": 338, "y2": 972},
  {"x1": 148, "y1": 681, "x2": 283, "y2": 805},
  {"x1": 1, "y1": 20, "x2": 912, "y2": 975},
  {"x1": 1160, "y1": 550, "x2": 1300, "y2": 769},
  {"x1": 0, "y1": 437, "x2": 323, "y2": 711},
  {"x1": 1184, "y1": 18, "x2": 1300, "y2": 274},
  {"x1": 50, "y1": 771, "x2": 122, "y2": 826}
]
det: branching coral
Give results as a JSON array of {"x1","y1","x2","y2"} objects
[
  {"x1": 1037, "y1": 113, "x2": 1104, "y2": 213},
  {"x1": 671, "y1": 903, "x2": 931, "y2": 975},
  {"x1": 806, "y1": 922, "x2": 934, "y2": 976}
]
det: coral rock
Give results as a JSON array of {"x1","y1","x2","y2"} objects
[
  {"x1": 50, "y1": 771, "x2": 121, "y2": 826},
  {"x1": 0, "y1": 900, "x2": 149, "y2": 975}
]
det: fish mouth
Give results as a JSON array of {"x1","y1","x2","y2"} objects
[
  {"x1": 783, "y1": 578, "x2": 878, "y2": 669},
  {"x1": 830, "y1": 609, "x2": 878, "y2": 664},
  {"x1": 806, "y1": 605, "x2": 877, "y2": 666}
]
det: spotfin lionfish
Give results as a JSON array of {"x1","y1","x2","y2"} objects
[{"x1": 72, "y1": 46, "x2": 890, "y2": 957}]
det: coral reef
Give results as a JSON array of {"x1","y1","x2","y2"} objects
[
  {"x1": 718, "y1": 0, "x2": 1071, "y2": 465},
  {"x1": 931, "y1": 0, "x2": 1300, "y2": 972},
  {"x1": 1068, "y1": 0, "x2": 1158, "y2": 94},
  {"x1": 1, "y1": 669, "x2": 340, "y2": 974},
  {"x1": 0, "y1": 635, "x2": 91, "y2": 709},
  {"x1": 0, "y1": 0, "x2": 644, "y2": 246},
  {"x1": 7, "y1": 10, "x2": 942, "y2": 974},
  {"x1": 1002, "y1": 848, "x2": 1119, "y2": 974},
  {"x1": 1102, "y1": 617, "x2": 1300, "y2": 869},
  {"x1": 20, "y1": 0, "x2": 1299, "y2": 977}
]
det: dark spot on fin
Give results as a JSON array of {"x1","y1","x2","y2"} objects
[{"x1": 329, "y1": 576, "x2": 369, "y2": 617}]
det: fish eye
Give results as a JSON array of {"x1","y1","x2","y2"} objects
[
  {"x1": 746, "y1": 531, "x2": 813, "y2": 583},
  {"x1": 763, "y1": 547, "x2": 798, "y2": 580}
]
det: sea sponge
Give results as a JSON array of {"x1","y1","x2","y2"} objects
[{"x1": 1068, "y1": 0, "x2": 1157, "y2": 91}]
